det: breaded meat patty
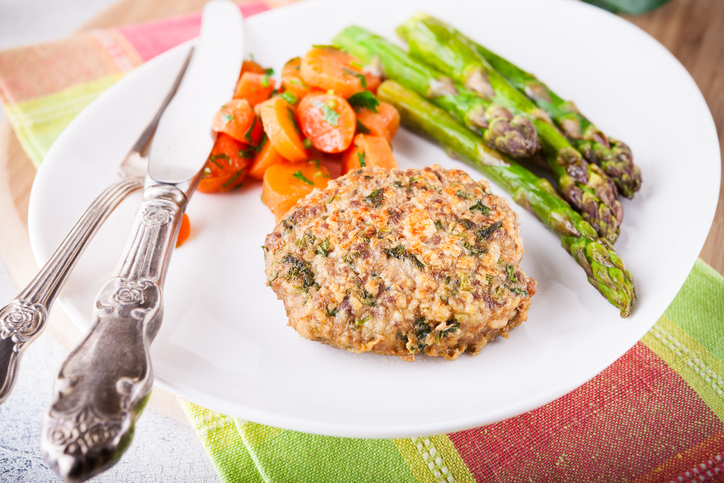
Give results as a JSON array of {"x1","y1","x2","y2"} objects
[{"x1": 264, "y1": 165, "x2": 537, "y2": 361}]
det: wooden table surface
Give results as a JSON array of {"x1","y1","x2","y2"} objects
[{"x1": 0, "y1": 0, "x2": 722, "y2": 300}]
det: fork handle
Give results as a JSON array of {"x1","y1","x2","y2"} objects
[
  {"x1": 0, "y1": 177, "x2": 142, "y2": 405},
  {"x1": 40, "y1": 184, "x2": 185, "y2": 482}
]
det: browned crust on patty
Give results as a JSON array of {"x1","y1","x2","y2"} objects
[{"x1": 264, "y1": 165, "x2": 537, "y2": 361}]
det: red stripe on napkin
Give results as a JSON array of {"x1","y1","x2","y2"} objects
[
  {"x1": 118, "y1": 2, "x2": 270, "y2": 62},
  {"x1": 449, "y1": 342, "x2": 723, "y2": 482}
]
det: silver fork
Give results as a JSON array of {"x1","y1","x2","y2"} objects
[{"x1": 0, "y1": 48, "x2": 193, "y2": 404}]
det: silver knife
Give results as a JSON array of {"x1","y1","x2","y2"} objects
[
  {"x1": 0, "y1": 48, "x2": 193, "y2": 406},
  {"x1": 40, "y1": 2, "x2": 244, "y2": 481}
]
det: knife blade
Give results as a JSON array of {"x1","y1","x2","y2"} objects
[{"x1": 39, "y1": 2, "x2": 244, "y2": 481}]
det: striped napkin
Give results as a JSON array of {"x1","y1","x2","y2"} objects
[{"x1": 1, "y1": 3, "x2": 723, "y2": 481}]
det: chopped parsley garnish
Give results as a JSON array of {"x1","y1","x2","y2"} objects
[
  {"x1": 208, "y1": 154, "x2": 229, "y2": 168},
  {"x1": 280, "y1": 91, "x2": 298, "y2": 105},
  {"x1": 414, "y1": 317, "x2": 431, "y2": 339},
  {"x1": 357, "y1": 150, "x2": 366, "y2": 167},
  {"x1": 260, "y1": 75, "x2": 270, "y2": 87},
  {"x1": 303, "y1": 138, "x2": 312, "y2": 149},
  {"x1": 357, "y1": 289, "x2": 377, "y2": 307},
  {"x1": 456, "y1": 190, "x2": 471, "y2": 199},
  {"x1": 238, "y1": 147, "x2": 257, "y2": 159},
  {"x1": 353, "y1": 315, "x2": 371, "y2": 327},
  {"x1": 244, "y1": 116, "x2": 257, "y2": 144},
  {"x1": 438, "y1": 318, "x2": 460, "y2": 338},
  {"x1": 506, "y1": 285, "x2": 529, "y2": 298},
  {"x1": 312, "y1": 100, "x2": 339, "y2": 127},
  {"x1": 347, "y1": 91, "x2": 379, "y2": 112},
  {"x1": 476, "y1": 222, "x2": 503, "y2": 240},
  {"x1": 315, "y1": 237, "x2": 331, "y2": 257},
  {"x1": 470, "y1": 200, "x2": 490, "y2": 215},
  {"x1": 363, "y1": 188, "x2": 385, "y2": 207},
  {"x1": 326, "y1": 306, "x2": 338, "y2": 317},
  {"x1": 462, "y1": 240, "x2": 486, "y2": 256},
  {"x1": 435, "y1": 220, "x2": 443, "y2": 231},
  {"x1": 506, "y1": 264, "x2": 518, "y2": 283},
  {"x1": 409, "y1": 343, "x2": 426, "y2": 355},
  {"x1": 282, "y1": 254, "x2": 318, "y2": 292},
  {"x1": 292, "y1": 170, "x2": 314, "y2": 186},
  {"x1": 222, "y1": 169, "x2": 245, "y2": 189},
  {"x1": 222, "y1": 113, "x2": 235, "y2": 124},
  {"x1": 264, "y1": 67, "x2": 274, "y2": 76},
  {"x1": 343, "y1": 251, "x2": 359, "y2": 269},
  {"x1": 355, "y1": 119, "x2": 371, "y2": 134},
  {"x1": 458, "y1": 218, "x2": 477, "y2": 230},
  {"x1": 287, "y1": 107, "x2": 301, "y2": 134},
  {"x1": 342, "y1": 68, "x2": 367, "y2": 87},
  {"x1": 382, "y1": 245, "x2": 425, "y2": 271}
]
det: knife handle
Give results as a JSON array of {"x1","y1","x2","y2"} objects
[
  {"x1": 40, "y1": 185, "x2": 185, "y2": 482},
  {"x1": 0, "y1": 177, "x2": 143, "y2": 405}
]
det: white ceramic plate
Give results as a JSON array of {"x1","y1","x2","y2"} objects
[{"x1": 29, "y1": 0, "x2": 720, "y2": 438}]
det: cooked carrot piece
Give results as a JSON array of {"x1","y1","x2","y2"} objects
[
  {"x1": 262, "y1": 160, "x2": 331, "y2": 220},
  {"x1": 298, "y1": 93, "x2": 356, "y2": 153},
  {"x1": 249, "y1": 138, "x2": 285, "y2": 180},
  {"x1": 234, "y1": 72, "x2": 276, "y2": 107},
  {"x1": 355, "y1": 101, "x2": 400, "y2": 141},
  {"x1": 245, "y1": 113, "x2": 265, "y2": 146},
  {"x1": 341, "y1": 134, "x2": 397, "y2": 175},
  {"x1": 363, "y1": 72, "x2": 381, "y2": 94},
  {"x1": 299, "y1": 47, "x2": 380, "y2": 98},
  {"x1": 198, "y1": 133, "x2": 253, "y2": 193},
  {"x1": 281, "y1": 57, "x2": 311, "y2": 101},
  {"x1": 241, "y1": 60, "x2": 267, "y2": 75},
  {"x1": 259, "y1": 96, "x2": 308, "y2": 162},
  {"x1": 212, "y1": 99, "x2": 259, "y2": 143},
  {"x1": 176, "y1": 213, "x2": 191, "y2": 248}
]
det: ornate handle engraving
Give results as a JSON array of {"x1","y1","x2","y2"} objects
[
  {"x1": 41, "y1": 185, "x2": 185, "y2": 482},
  {"x1": 0, "y1": 178, "x2": 141, "y2": 404}
]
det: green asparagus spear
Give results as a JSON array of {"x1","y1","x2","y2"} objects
[
  {"x1": 332, "y1": 26, "x2": 538, "y2": 159},
  {"x1": 398, "y1": 13, "x2": 623, "y2": 243},
  {"x1": 474, "y1": 44, "x2": 642, "y2": 199},
  {"x1": 377, "y1": 80, "x2": 635, "y2": 317}
]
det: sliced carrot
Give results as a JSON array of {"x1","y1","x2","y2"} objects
[
  {"x1": 281, "y1": 57, "x2": 311, "y2": 101},
  {"x1": 355, "y1": 101, "x2": 400, "y2": 141},
  {"x1": 249, "y1": 138, "x2": 285, "y2": 180},
  {"x1": 363, "y1": 71, "x2": 381, "y2": 94},
  {"x1": 176, "y1": 213, "x2": 191, "y2": 248},
  {"x1": 245, "y1": 113, "x2": 265, "y2": 146},
  {"x1": 234, "y1": 72, "x2": 276, "y2": 107},
  {"x1": 212, "y1": 99, "x2": 259, "y2": 143},
  {"x1": 341, "y1": 134, "x2": 397, "y2": 175},
  {"x1": 198, "y1": 133, "x2": 253, "y2": 193},
  {"x1": 241, "y1": 60, "x2": 267, "y2": 75},
  {"x1": 299, "y1": 47, "x2": 380, "y2": 99},
  {"x1": 298, "y1": 93, "x2": 356, "y2": 153},
  {"x1": 262, "y1": 160, "x2": 331, "y2": 220},
  {"x1": 259, "y1": 96, "x2": 308, "y2": 162}
]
